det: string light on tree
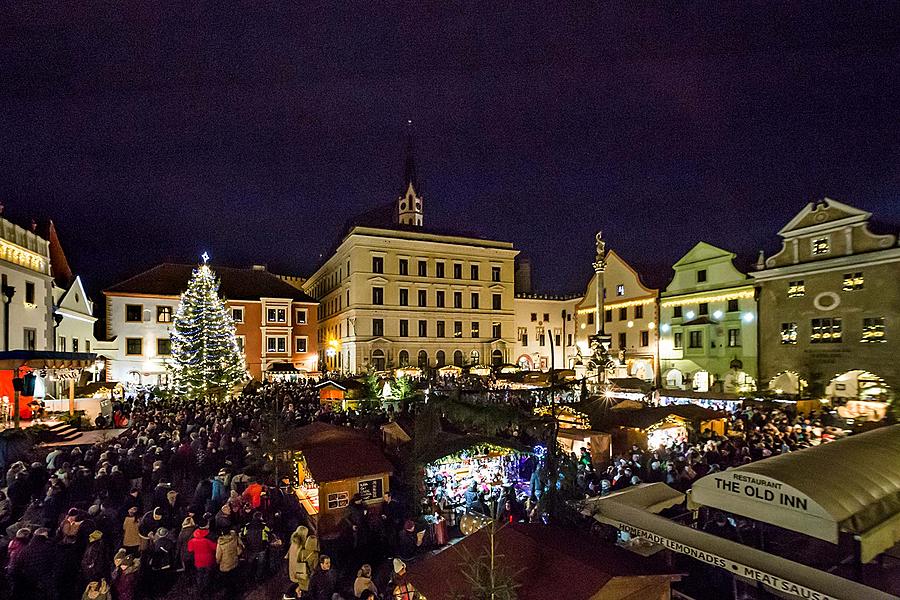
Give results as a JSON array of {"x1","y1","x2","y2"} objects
[{"x1": 168, "y1": 255, "x2": 247, "y2": 399}]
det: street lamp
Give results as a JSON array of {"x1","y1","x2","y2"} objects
[{"x1": 2, "y1": 283, "x2": 15, "y2": 352}]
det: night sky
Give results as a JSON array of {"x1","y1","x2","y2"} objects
[{"x1": 1, "y1": 4, "x2": 898, "y2": 297}]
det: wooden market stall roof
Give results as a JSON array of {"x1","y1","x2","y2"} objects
[
  {"x1": 0, "y1": 350, "x2": 98, "y2": 370},
  {"x1": 417, "y1": 431, "x2": 531, "y2": 466},
  {"x1": 602, "y1": 403, "x2": 727, "y2": 430},
  {"x1": 690, "y1": 424, "x2": 900, "y2": 561},
  {"x1": 407, "y1": 523, "x2": 682, "y2": 600},
  {"x1": 281, "y1": 421, "x2": 393, "y2": 482}
]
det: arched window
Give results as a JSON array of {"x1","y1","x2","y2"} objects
[
  {"x1": 435, "y1": 350, "x2": 446, "y2": 367},
  {"x1": 470, "y1": 350, "x2": 480, "y2": 365},
  {"x1": 417, "y1": 350, "x2": 428, "y2": 368},
  {"x1": 453, "y1": 350, "x2": 463, "y2": 367},
  {"x1": 372, "y1": 349, "x2": 385, "y2": 371},
  {"x1": 491, "y1": 349, "x2": 503, "y2": 367},
  {"x1": 398, "y1": 350, "x2": 409, "y2": 367}
]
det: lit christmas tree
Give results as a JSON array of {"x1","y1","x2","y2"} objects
[{"x1": 169, "y1": 256, "x2": 247, "y2": 398}]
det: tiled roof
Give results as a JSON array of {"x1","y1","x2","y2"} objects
[{"x1": 104, "y1": 263, "x2": 316, "y2": 303}]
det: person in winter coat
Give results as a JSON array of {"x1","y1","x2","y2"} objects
[
  {"x1": 121, "y1": 506, "x2": 142, "y2": 554},
  {"x1": 308, "y1": 554, "x2": 338, "y2": 600},
  {"x1": 147, "y1": 527, "x2": 177, "y2": 597},
  {"x1": 9, "y1": 527, "x2": 57, "y2": 600},
  {"x1": 138, "y1": 507, "x2": 164, "y2": 551},
  {"x1": 215, "y1": 529, "x2": 243, "y2": 600},
  {"x1": 6, "y1": 527, "x2": 30, "y2": 570},
  {"x1": 241, "y1": 511, "x2": 272, "y2": 581},
  {"x1": 214, "y1": 503, "x2": 233, "y2": 534},
  {"x1": 111, "y1": 549, "x2": 141, "y2": 600},
  {"x1": 187, "y1": 524, "x2": 217, "y2": 592},
  {"x1": 286, "y1": 525, "x2": 318, "y2": 592},
  {"x1": 176, "y1": 515, "x2": 197, "y2": 572},
  {"x1": 354, "y1": 563, "x2": 378, "y2": 598},
  {"x1": 81, "y1": 530, "x2": 109, "y2": 587}
]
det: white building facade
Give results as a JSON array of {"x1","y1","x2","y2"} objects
[
  {"x1": 304, "y1": 225, "x2": 519, "y2": 374},
  {"x1": 512, "y1": 294, "x2": 581, "y2": 371},
  {"x1": 0, "y1": 218, "x2": 54, "y2": 352}
]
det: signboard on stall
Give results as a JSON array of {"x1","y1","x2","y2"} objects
[
  {"x1": 358, "y1": 477, "x2": 384, "y2": 502},
  {"x1": 691, "y1": 471, "x2": 835, "y2": 542}
]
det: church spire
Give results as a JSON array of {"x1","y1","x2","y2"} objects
[
  {"x1": 397, "y1": 120, "x2": 424, "y2": 227},
  {"x1": 403, "y1": 119, "x2": 418, "y2": 193}
]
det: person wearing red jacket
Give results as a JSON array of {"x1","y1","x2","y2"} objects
[{"x1": 187, "y1": 525, "x2": 217, "y2": 592}]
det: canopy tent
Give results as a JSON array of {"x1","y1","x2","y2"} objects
[
  {"x1": 584, "y1": 483, "x2": 686, "y2": 520},
  {"x1": 689, "y1": 424, "x2": 900, "y2": 563},
  {"x1": 436, "y1": 365, "x2": 462, "y2": 376}
]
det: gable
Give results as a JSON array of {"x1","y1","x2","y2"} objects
[
  {"x1": 673, "y1": 242, "x2": 735, "y2": 268},
  {"x1": 778, "y1": 198, "x2": 871, "y2": 237},
  {"x1": 57, "y1": 276, "x2": 93, "y2": 315}
]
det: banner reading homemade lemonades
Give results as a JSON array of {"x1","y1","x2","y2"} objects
[{"x1": 613, "y1": 519, "x2": 840, "y2": 600}]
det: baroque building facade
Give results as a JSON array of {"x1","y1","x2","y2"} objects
[
  {"x1": 573, "y1": 250, "x2": 659, "y2": 383},
  {"x1": 658, "y1": 242, "x2": 758, "y2": 393},
  {"x1": 512, "y1": 293, "x2": 581, "y2": 371},
  {"x1": 753, "y1": 198, "x2": 899, "y2": 402}
]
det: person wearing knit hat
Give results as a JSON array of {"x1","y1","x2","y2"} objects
[{"x1": 393, "y1": 558, "x2": 406, "y2": 575}]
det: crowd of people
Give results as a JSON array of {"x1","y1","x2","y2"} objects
[
  {"x1": 0, "y1": 381, "x2": 427, "y2": 600},
  {"x1": 575, "y1": 405, "x2": 827, "y2": 498},
  {"x1": 0, "y1": 370, "x2": 847, "y2": 600}
]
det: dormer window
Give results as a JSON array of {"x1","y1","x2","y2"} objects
[{"x1": 812, "y1": 237, "x2": 830, "y2": 255}]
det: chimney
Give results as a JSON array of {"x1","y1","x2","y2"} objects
[{"x1": 515, "y1": 257, "x2": 533, "y2": 295}]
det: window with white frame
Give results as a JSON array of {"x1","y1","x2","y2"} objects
[
  {"x1": 232, "y1": 307, "x2": 244, "y2": 323},
  {"x1": 295, "y1": 336, "x2": 308, "y2": 353},
  {"x1": 236, "y1": 336, "x2": 245, "y2": 352},
  {"x1": 266, "y1": 307, "x2": 287, "y2": 323},
  {"x1": 295, "y1": 308, "x2": 307, "y2": 324},
  {"x1": 266, "y1": 336, "x2": 287, "y2": 353}
]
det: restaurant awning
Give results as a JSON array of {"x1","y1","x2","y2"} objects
[
  {"x1": 0, "y1": 350, "x2": 99, "y2": 370},
  {"x1": 689, "y1": 424, "x2": 900, "y2": 561},
  {"x1": 590, "y1": 499, "x2": 895, "y2": 600},
  {"x1": 584, "y1": 483, "x2": 686, "y2": 520}
]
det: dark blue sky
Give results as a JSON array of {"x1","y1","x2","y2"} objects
[{"x1": 1, "y1": 3, "x2": 898, "y2": 295}]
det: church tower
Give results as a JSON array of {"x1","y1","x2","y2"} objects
[{"x1": 397, "y1": 121, "x2": 423, "y2": 227}]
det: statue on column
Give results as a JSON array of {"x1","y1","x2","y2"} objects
[{"x1": 592, "y1": 231, "x2": 606, "y2": 273}]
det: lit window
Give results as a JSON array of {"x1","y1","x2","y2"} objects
[
  {"x1": 861, "y1": 317, "x2": 885, "y2": 343},
  {"x1": 266, "y1": 336, "x2": 287, "y2": 353},
  {"x1": 842, "y1": 272, "x2": 864, "y2": 291},
  {"x1": 780, "y1": 323, "x2": 798, "y2": 345},
  {"x1": 492, "y1": 322, "x2": 501, "y2": 339},
  {"x1": 616, "y1": 284, "x2": 625, "y2": 296},
  {"x1": 788, "y1": 281, "x2": 805, "y2": 298},
  {"x1": 812, "y1": 237, "x2": 830, "y2": 255},
  {"x1": 157, "y1": 306, "x2": 173, "y2": 323},
  {"x1": 267, "y1": 308, "x2": 286, "y2": 323},
  {"x1": 471, "y1": 322, "x2": 480, "y2": 338},
  {"x1": 727, "y1": 328, "x2": 741, "y2": 347},
  {"x1": 810, "y1": 318, "x2": 842, "y2": 344}
]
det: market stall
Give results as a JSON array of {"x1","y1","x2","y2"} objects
[
  {"x1": 557, "y1": 428, "x2": 612, "y2": 469},
  {"x1": 436, "y1": 365, "x2": 462, "y2": 378},
  {"x1": 600, "y1": 404, "x2": 728, "y2": 452},
  {"x1": 419, "y1": 433, "x2": 533, "y2": 525},
  {"x1": 283, "y1": 421, "x2": 393, "y2": 535},
  {"x1": 314, "y1": 379, "x2": 364, "y2": 410},
  {"x1": 534, "y1": 404, "x2": 590, "y2": 429}
]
